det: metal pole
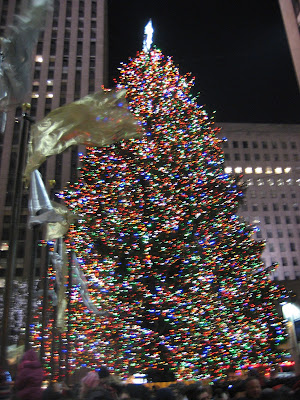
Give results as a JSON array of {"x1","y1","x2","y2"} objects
[
  {"x1": 40, "y1": 246, "x2": 49, "y2": 363},
  {"x1": 24, "y1": 224, "x2": 39, "y2": 350},
  {"x1": 0, "y1": 103, "x2": 32, "y2": 366},
  {"x1": 65, "y1": 249, "x2": 72, "y2": 385}
]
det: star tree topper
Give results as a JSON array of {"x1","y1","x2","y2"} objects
[{"x1": 143, "y1": 19, "x2": 154, "y2": 52}]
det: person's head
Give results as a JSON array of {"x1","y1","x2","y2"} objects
[
  {"x1": 244, "y1": 377, "x2": 262, "y2": 399},
  {"x1": 196, "y1": 388, "x2": 211, "y2": 400}
]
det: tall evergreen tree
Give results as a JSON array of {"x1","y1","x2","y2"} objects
[{"x1": 56, "y1": 45, "x2": 288, "y2": 379}]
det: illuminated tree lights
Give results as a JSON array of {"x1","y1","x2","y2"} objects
[{"x1": 35, "y1": 48, "x2": 288, "y2": 379}]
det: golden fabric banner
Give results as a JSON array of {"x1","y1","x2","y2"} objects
[
  {"x1": 45, "y1": 201, "x2": 78, "y2": 241},
  {"x1": 24, "y1": 88, "x2": 141, "y2": 180}
]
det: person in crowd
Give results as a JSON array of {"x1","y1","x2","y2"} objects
[
  {"x1": 0, "y1": 368, "x2": 11, "y2": 400},
  {"x1": 79, "y1": 371, "x2": 101, "y2": 399},
  {"x1": 14, "y1": 348, "x2": 44, "y2": 400}
]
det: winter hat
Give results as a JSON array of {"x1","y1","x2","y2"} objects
[{"x1": 82, "y1": 371, "x2": 101, "y2": 389}]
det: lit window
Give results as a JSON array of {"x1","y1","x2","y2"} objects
[
  {"x1": 224, "y1": 167, "x2": 232, "y2": 174},
  {"x1": 275, "y1": 167, "x2": 282, "y2": 174},
  {"x1": 245, "y1": 167, "x2": 252, "y2": 174},
  {"x1": 31, "y1": 93, "x2": 39, "y2": 98},
  {"x1": 255, "y1": 167, "x2": 263, "y2": 174},
  {"x1": 234, "y1": 167, "x2": 242, "y2": 173},
  {"x1": 46, "y1": 93, "x2": 53, "y2": 98},
  {"x1": 35, "y1": 55, "x2": 43, "y2": 62},
  {"x1": 277, "y1": 179, "x2": 284, "y2": 186},
  {"x1": 257, "y1": 179, "x2": 264, "y2": 186},
  {"x1": 284, "y1": 167, "x2": 291, "y2": 173},
  {"x1": 267, "y1": 179, "x2": 274, "y2": 186},
  {"x1": 297, "y1": 179, "x2": 300, "y2": 186},
  {"x1": 247, "y1": 178, "x2": 253, "y2": 186},
  {"x1": 287, "y1": 179, "x2": 294, "y2": 185},
  {"x1": 47, "y1": 80, "x2": 53, "y2": 85},
  {"x1": 266, "y1": 167, "x2": 273, "y2": 174}
]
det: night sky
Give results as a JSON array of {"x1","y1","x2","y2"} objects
[{"x1": 107, "y1": 1, "x2": 300, "y2": 124}]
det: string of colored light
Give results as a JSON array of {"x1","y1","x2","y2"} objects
[{"x1": 32, "y1": 47, "x2": 289, "y2": 380}]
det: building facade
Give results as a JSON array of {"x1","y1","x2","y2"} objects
[
  {"x1": 0, "y1": 0, "x2": 107, "y2": 279},
  {"x1": 279, "y1": 0, "x2": 300, "y2": 90},
  {"x1": 219, "y1": 122, "x2": 300, "y2": 281}
]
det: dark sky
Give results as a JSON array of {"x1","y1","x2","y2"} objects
[{"x1": 107, "y1": 1, "x2": 300, "y2": 124}]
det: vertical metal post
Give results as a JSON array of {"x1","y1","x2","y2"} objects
[
  {"x1": 0, "y1": 103, "x2": 32, "y2": 366},
  {"x1": 24, "y1": 224, "x2": 39, "y2": 350},
  {"x1": 65, "y1": 250, "x2": 72, "y2": 385},
  {"x1": 40, "y1": 246, "x2": 49, "y2": 363}
]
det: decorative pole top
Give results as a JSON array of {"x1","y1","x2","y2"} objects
[{"x1": 143, "y1": 19, "x2": 154, "y2": 52}]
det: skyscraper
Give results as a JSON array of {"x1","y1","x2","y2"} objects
[
  {"x1": 0, "y1": 0, "x2": 107, "y2": 279},
  {"x1": 278, "y1": 0, "x2": 300, "y2": 90}
]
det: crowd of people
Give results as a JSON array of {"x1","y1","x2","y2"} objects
[{"x1": 1, "y1": 348, "x2": 300, "y2": 400}]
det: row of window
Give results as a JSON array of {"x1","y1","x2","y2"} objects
[
  {"x1": 256, "y1": 229, "x2": 300, "y2": 239},
  {"x1": 247, "y1": 178, "x2": 298, "y2": 186},
  {"x1": 225, "y1": 166, "x2": 292, "y2": 174},
  {"x1": 248, "y1": 190, "x2": 296, "y2": 199},
  {"x1": 223, "y1": 140, "x2": 298, "y2": 150},
  {"x1": 242, "y1": 202, "x2": 299, "y2": 212},
  {"x1": 225, "y1": 152, "x2": 299, "y2": 161},
  {"x1": 261, "y1": 215, "x2": 300, "y2": 225}
]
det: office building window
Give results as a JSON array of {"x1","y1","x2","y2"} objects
[
  {"x1": 293, "y1": 203, "x2": 299, "y2": 210},
  {"x1": 244, "y1": 154, "x2": 250, "y2": 161},
  {"x1": 279, "y1": 243, "x2": 286, "y2": 252},
  {"x1": 271, "y1": 141, "x2": 278, "y2": 149},
  {"x1": 269, "y1": 243, "x2": 275, "y2": 252},
  {"x1": 293, "y1": 257, "x2": 298, "y2": 266},
  {"x1": 262, "y1": 141, "x2": 268, "y2": 149},
  {"x1": 284, "y1": 273, "x2": 290, "y2": 280},
  {"x1": 233, "y1": 141, "x2": 238, "y2": 148},
  {"x1": 282, "y1": 257, "x2": 287, "y2": 266},
  {"x1": 273, "y1": 203, "x2": 279, "y2": 211},
  {"x1": 242, "y1": 141, "x2": 248, "y2": 148},
  {"x1": 265, "y1": 216, "x2": 271, "y2": 224},
  {"x1": 264, "y1": 154, "x2": 270, "y2": 161},
  {"x1": 296, "y1": 216, "x2": 300, "y2": 224},
  {"x1": 224, "y1": 153, "x2": 230, "y2": 161},
  {"x1": 234, "y1": 154, "x2": 240, "y2": 161},
  {"x1": 277, "y1": 230, "x2": 283, "y2": 238},
  {"x1": 256, "y1": 231, "x2": 262, "y2": 238},
  {"x1": 50, "y1": 39, "x2": 57, "y2": 55},
  {"x1": 266, "y1": 231, "x2": 273, "y2": 238},
  {"x1": 254, "y1": 154, "x2": 260, "y2": 160},
  {"x1": 286, "y1": 216, "x2": 291, "y2": 224},
  {"x1": 283, "y1": 204, "x2": 289, "y2": 211},
  {"x1": 288, "y1": 229, "x2": 294, "y2": 237},
  {"x1": 274, "y1": 154, "x2": 279, "y2": 161},
  {"x1": 281, "y1": 141, "x2": 287, "y2": 149},
  {"x1": 290, "y1": 243, "x2": 296, "y2": 251},
  {"x1": 291, "y1": 141, "x2": 297, "y2": 149},
  {"x1": 263, "y1": 204, "x2": 268, "y2": 211},
  {"x1": 275, "y1": 216, "x2": 281, "y2": 224}
]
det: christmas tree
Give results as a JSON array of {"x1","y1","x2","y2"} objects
[{"x1": 55, "y1": 31, "x2": 289, "y2": 380}]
